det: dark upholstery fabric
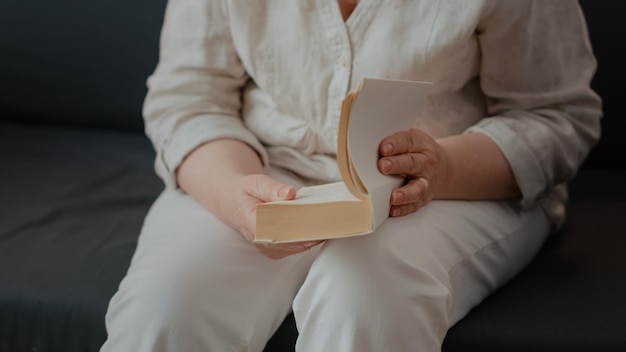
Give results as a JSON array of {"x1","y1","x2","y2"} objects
[
  {"x1": 578, "y1": 0, "x2": 626, "y2": 168},
  {"x1": 0, "y1": 0, "x2": 167, "y2": 131},
  {"x1": 0, "y1": 0, "x2": 624, "y2": 351},
  {"x1": 0, "y1": 121, "x2": 162, "y2": 351},
  {"x1": 441, "y1": 170, "x2": 626, "y2": 352}
]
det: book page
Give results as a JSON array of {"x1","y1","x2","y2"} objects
[
  {"x1": 267, "y1": 182, "x2": 360, "y2": 205},
  {"x1": 346, "y1": 79, "x2": 432, "y2": 229},
  {"x1": 337, "y1": 91, "x2": 368, "y2": 200}
]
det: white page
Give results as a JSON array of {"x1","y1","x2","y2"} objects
[
  {"x1": 267, "y1": 182, "x2": 359, "y2": 205},
  {"x1": 347, "y1": 79, "x2": 432, "y2": 229}
]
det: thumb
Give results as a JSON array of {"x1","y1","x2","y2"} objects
[{"x1": 247, "y1": 175, "x2": 296, "y2": 203}]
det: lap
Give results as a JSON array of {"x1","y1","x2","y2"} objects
[
  {"x1": 135, "y1": 175, "x2": 549, "y2": 326},
  {"x1": 110, "y1": 165, "x2": 549, "y2": 350},
  {"x1": 300, "y1": 199, "x2": 550, "y2": 325}
]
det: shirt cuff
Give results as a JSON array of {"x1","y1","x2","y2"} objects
[
  {"x1": 155, "y1": 116, "x2": 269, "y2": 189},
  {"x1": 466, "y1": 118, "x2": 548, "y2": 208}
]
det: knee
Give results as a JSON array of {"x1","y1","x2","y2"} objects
[
  {"x1": 103, "y1": 262, "x2": 249, "y2": 351},
  {"x1": 293, "y1": 238, "x2": 452, "y2": 350},
  {"x1": 103, "y1": 269, "x2": 198, "y2": 350}
]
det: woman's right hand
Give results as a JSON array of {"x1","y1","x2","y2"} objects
[
  {"x1": 225, "y1": 173, "x2": 323, "y2": 259},
  {"x1": 177, "y1": 139, "x2": 322, "y2": 260}
]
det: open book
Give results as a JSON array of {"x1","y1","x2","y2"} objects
[{"x1": 255, "y1": 78, "x2": 432, "y2": 243}]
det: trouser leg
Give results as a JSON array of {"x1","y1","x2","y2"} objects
[
  {"x1": 101, "y1": 169, "x2": 318, "y2": 352},
  {"x1": 294, "y1": 200, "x2": 550, "y2": 352}
]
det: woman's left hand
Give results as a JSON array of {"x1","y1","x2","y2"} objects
[{"x1": 378, "y1": 128, "x2": 449, "y2": 217}]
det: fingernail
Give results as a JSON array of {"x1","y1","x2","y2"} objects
[
  {"x1": 392, "y1": 191, "x2": 404, "y2": 204},
  {"x1": 381, "y1": 159, "x2": 392, "y2": 172},
  {"x1": 279, "y1": 186, "x2": 291, "y2": 198},
  {"x1": 382, "y1": 143, "x2": 393, "y2": 155},
  {"x1": 391, "y1": 208, "x2": 401, "y2": 217}
]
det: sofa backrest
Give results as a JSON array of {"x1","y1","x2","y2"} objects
[
  {"x1": 0, "y1": 0, "x2": 167, "y2": 131},
  {"x1": 579, "y1": 0, "x2": 626, "y2": 169},
  {"x1": 0, "y1": 0, "x2": 623, "y2": 168}
]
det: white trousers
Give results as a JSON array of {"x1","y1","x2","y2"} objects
[{"x1": 101, "y1": 166, "x2": 550, "y2": 352}]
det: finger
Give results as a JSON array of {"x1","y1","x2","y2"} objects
[
  {"x1": 390, "y1": 178, "x2": 429, "y2": 205},
  {"x1": 255, "y1": 245, "x2": 296, "y2": 260},
  {"x1": 379, "y1": 128, "x2": 424, "y2": 156},
  {"x1": 379, "y1": 152, "x2": 428, "y2": 175},
  {"x1": 269, "y1": 240, "x2": 323, "y2": 250},
  {"x1": 257, "y1": 240, "x2": 323, "y2": 251},
  {"x1": 255, "y1": 240, "x2": 323, "y2": 259},
  {"x1": 247, "y1": 175, "x2": 296, "y2": 202},
  {"x1": 389, "y1": 202, "x2": 422, "y2": 217}
]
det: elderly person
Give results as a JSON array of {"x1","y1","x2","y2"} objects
[{"x1": 101, "y1": 0, "x2": 601, "y2": 351}]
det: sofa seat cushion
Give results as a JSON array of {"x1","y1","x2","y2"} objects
[
  {"x1": 0, "y1": 121, "x2": 162, "y2": 351},
  {"x1": 441, "y1": 169, "x2": 626, "y2": 351}
]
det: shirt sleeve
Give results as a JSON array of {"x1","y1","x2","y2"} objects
[
  {"x1": 467, "y1": 0, "x2": 603, "y2": 208},
  {"x1": 142, "y1": 0, "x2": 268, "y2": 188}
]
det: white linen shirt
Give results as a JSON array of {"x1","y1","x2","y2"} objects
[{"x1": 143, "y1": 0, "x2": 602, "y2": 227}]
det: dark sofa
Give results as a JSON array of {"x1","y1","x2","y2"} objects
[{"x1": 0, "y1": 1, "x2": 624, "y2": 351}]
